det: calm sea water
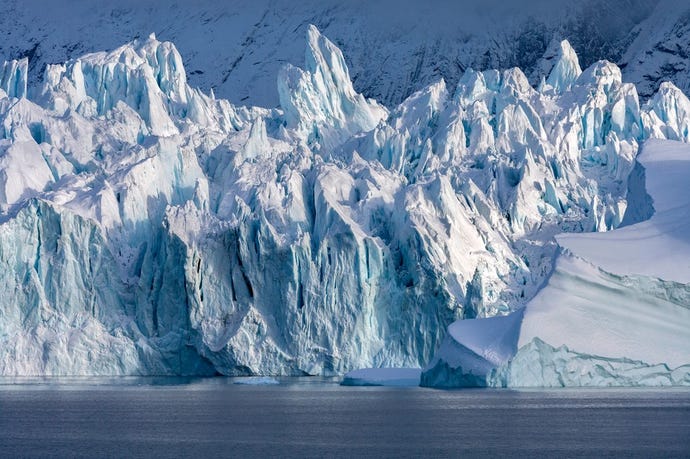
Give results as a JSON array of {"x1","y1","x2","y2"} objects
[{"x1": 0, "y1": 378, "x2": 688, "y2": 458}]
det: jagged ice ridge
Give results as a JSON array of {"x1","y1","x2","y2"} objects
[{"x1": 0, "y1": 26, "x2": 688, "y2": 379}]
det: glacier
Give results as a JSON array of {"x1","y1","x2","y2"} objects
[
  {"x1": 422, "y1": 139, "x2": 690, "y2": 387},
  {"x1": 0, "y1": 24, "x2": 688, "y2": 380}
]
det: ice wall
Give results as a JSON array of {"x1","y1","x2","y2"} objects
[{"x1": 0, "y1": 28, "x2": 688, "y2": 376}]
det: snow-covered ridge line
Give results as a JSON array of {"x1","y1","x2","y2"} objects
[{"x1": 0, "y1": 25, "x2": 689, "y2": 377}]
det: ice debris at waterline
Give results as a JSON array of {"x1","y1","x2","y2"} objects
[
  {"x1": 233, "y1": 376, "x2": 280, "y2": 385},
  {"x1": 341, "y1": 368, "x2": 422, "y2": 386},
  {"x1": 422, "y1": 140, "x2": 690, "y2": 388},
  {"x1": 0, "y1": 25, "x2": 689, "y2": 378}
]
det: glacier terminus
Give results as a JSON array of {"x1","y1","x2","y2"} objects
[{"x1": 0, "y1": 23, "x2": 689, "y2": 387}]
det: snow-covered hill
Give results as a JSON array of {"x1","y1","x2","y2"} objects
[
  {"x1": 0, "y1": 0, "x2": 664, "y2": 108},
  {"x1": 0, "y1": 22, "x2": 688, "y2": 378}
]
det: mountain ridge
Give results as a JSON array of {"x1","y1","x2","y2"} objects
[{"x1": 0, "y1": 0, "x2": 670, "y2": 108}]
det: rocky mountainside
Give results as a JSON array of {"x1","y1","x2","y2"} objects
[
  {"x1": 621, "y1": 0, "x2": 690, "y2": 98},
  {"x1": 0, "y1": 0, "x2": 666, "y2": 108}
]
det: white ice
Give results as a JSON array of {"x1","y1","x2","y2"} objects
[
  {"x1": 424, "y1": 139, "x2": 690, "y2": 387},
  {"x1": 341, "y1": 368, "x2": 422, "y2": 387}
]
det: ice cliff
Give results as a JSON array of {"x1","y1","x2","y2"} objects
[{"x1": 0, "y1": 26, "x2": 688, "y2": 378}]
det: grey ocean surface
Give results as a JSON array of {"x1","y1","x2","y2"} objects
[{"x1": 0, "y1": 378, "x2": 689, "y2": 458}]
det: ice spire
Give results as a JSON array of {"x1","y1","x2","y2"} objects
[
  {"x1": 242, "y1": 117, "x2": 270, "y2": 160},
  {"x1": 545, "y1": 40, "x2": 582, "y2": 93},
  {"x1": 277, "y1": 25, "x2": 387, "y2": 149}
]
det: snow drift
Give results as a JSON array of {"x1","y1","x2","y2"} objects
[{"x1": 422, "y1": 139, "x2": 690, "y2": 387}]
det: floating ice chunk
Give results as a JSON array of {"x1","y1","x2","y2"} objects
[
  {"x1": 518, "y1": 254, "x2": 690, "y2": 370},
  {"x1": 233, "y1": 376, "x2": 280, "y2": 385},
  {"x1": 490, "y1": 338, "x2": 690, "y2": 387},
  {"x1": 421, "y1": 310, "x2": 524, "y2": 387},
  {"x1": 341, "y1": 368, "x2": 421, "y2": 386}
]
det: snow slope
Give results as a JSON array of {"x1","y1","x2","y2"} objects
[
  {"x1": 422, "y1": 139, "x2": 690, "y2": 387},
  {"x1": 556, "y1": 140, "x2": 690, "y2": 283},
  {"x1": 0, "y1": 24, "x2": 689, "y2": 377}
]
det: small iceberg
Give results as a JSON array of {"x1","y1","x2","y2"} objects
[
  {"x1": 341, "y1": 368, "x2": 421, "y2": 387},
  {"x1": 233, "y1": 376, "x2": 280, "y2": 385}
]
